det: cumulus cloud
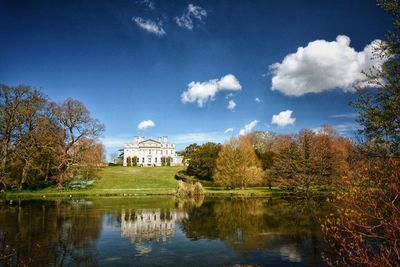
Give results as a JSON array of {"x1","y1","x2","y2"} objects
[
  {"x1": 255, "y1": 97, "x2": 262, "y2": 103},
  {"x1": 271, "y1": 110, "x2": 295, "y2": 127},
  {"x1": 137, "y1": 120, "x2": 155, "y2": 130},
  {"x1": 270, "y1": 35, "x2": 384, "y2": 96},
  {"x1": 227, "y1": 100, "x2": 236, "y2": 111},
  {"x1": 224, "y1": 128, "x2": 234, "y2": 134},
  {"x1": 181, "y1": 74, "x2": 242, "y2": 107},
  {"x1": 132, "y1": 17, "x2": 166, "y2": 36},
  {"x1": 239, "y1": 120, "x2": 258, "y2": 135},
  {"x1": 175, "y1": 4, "x2": 207, "y2": 30}
]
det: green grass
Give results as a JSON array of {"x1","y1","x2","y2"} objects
[
  {"x1": 2, "y1": 166, "x2": 183, "y2": 198},
  {"x1": 0, "y1": 166, "x2": 332, "y2": 199},
  {"x1": 93, "y1": 166, "x2": 182, "y2": 191}
]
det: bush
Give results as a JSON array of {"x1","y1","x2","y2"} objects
[{"x1": 176, "y1": 180, "x2": 204, "y2": 197}]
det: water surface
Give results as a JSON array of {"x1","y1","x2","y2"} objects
[{"x1": 0, "y1": 196, "x2": 332, "y2": 266}]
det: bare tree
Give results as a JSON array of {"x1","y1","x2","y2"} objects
[{"x1": 52, "y1": 98, "x2": 105, "y2": 186}]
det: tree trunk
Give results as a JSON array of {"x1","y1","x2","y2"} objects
[{"x1": 19, "y1": 161, "x2": 28, "y2": 190}]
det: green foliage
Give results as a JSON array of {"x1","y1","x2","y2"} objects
[
  {"x1": 255, "y1": 150, "x2": 274, "y2": 170},
  {"x1": 161, "y1": 156, "x2": 166, "y2": 166},
  {"x1": 185, "y1": 142, "x2": 222, "y2": 180},
  {"x1": 352, "y1": 0, "x2": 400, "y2": 158},
  {"x1": 131, "y1": 156, "x2": 138, "y2": 167},
  {"x1": 166, "y1": 156, "x2": 172, "y2": 166}
]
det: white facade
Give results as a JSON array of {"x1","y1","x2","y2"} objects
[{"x1": 123, "y1": 136, "x2": 183, "y2": 166}]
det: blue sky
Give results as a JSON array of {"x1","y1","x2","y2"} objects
[{"x1": 0, "y1": 0, "x2": 392, "y2": 156}]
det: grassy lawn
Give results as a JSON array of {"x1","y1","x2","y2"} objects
[
  {"x1": 3, "y1": 166, "x2": 184, "y2": 198},
  {"x1": 93, "y1": 166, "x2": 182, "y2": 191},
  {"x1": 1, "y1": 166, "x2": 332, "y2": 199}
]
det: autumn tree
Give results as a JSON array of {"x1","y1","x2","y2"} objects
[
  {"x1": 0, "y1": 85, "x2": 105, "y2": 190},
  {"x1": 271, "y1": 135, "x2": 301, "y2": 189},
  {"x1": 0, "y1": 85, "x2": 38, "y2": 188},
  {"x1": 214, "y1": 137, "x2": 264, "y2": 189},
  {"x1": 323, "y1": 1, "x2": 400, "y2": 266},
  {"x1": 52, "y1": 98, "x2": 105, "y2": 186}
]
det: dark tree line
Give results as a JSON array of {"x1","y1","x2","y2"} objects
[{"x1": 0, "y1": 84, "x2": 105, "y2": 190}]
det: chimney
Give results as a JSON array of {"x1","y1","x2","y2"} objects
[
  {"x1": 163, "y1": 136, "x2": 168, "y2": 143},
  {"x1": 158, "y1": 137, "x2": 161, "y2": 142}
]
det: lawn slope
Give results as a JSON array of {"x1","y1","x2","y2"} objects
[{"x1": 3, "y1": 166, "x2": 183, "y2": 198}]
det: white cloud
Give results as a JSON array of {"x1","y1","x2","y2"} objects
[
  {"x1": 329, "y1": 113, "x2": 358, "y2": 119},
  {"x1": 137, "y1": 0, "x2": 155, "y2": 9},
  {"x1": 181, "y1": 74, "x2": 242, "y2": 107},
  {"x1": 132, "y1": 17, "x2": 166, "y2": 36},
  {"x1": 137, "y1": 120, "x2": 155, "y2": 130},
  {"x1": 227, "y1": 100, "x2": 236, "y2": 111},
  {"x1": 270, "y1": 35, "x2": 384, "y2": 96},
  {"x1": 255, "y1": 97, "x2": 262, "y2": 103},
  {"x1": 239, "y1": 120, "x2": 258, "y2": 135},
  {"x1": 224, "y1": 128, "x2": 234, "y2": 134},
  {"x1": 174, "y1": 4, "x2": 207, "y2": 30},
  {"x1": 271, "y1": 110, "x2": 295, "y2": 127}
]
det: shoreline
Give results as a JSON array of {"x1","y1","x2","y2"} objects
[{"x1": 0, "y1": 187, "x2": 332, "y2": 200}]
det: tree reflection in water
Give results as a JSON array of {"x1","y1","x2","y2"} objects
[
  {"x1": 0, "y1": 199, "x2": 102, "y2": 266},
  {"x1": 0, "y1": 197, "x2": 332, "y2": 266},
  {"x1": 180, "y1": 197, "x2": 333, "y2": 265}
]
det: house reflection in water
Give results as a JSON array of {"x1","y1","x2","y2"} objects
[{"x1": 120, "y1": 209, "x2": 187, "y2": 254}]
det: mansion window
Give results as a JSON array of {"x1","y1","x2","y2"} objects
[
  {"x1": 148, "y1": 158, "x2": 151, "y2": 163},
  {"x1": 155, "y1": 157, "x2": 157, "y2": 162},
  {"x1": 142, "y1": 157, "x2": 144, "y2": 163}
]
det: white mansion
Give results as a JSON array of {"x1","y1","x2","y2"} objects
[{"x1": 123, "y1": 136, "x2": 183, "y2": 167}]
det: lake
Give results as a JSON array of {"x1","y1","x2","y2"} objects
[{"x1": 0, "y1": 196, "x2": 333, "y2": 266}]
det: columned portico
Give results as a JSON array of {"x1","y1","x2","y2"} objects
[{"x1": 123, "y1": 136, "x2": 183, "y2": 166}]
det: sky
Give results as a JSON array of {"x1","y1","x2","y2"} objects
[{"x1": 0, "y1": 0, "x2": 392, "y2": 157}]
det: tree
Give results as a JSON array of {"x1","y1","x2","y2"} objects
[
  {"x1": 323, "y1": 1, "x2": 400, "y2": 265},
  {"x1": 0, "y1": 85, "x2": 106, "y2": 190},
  {"x1": 214, "y1": 137, "x2": 264, "y2": 189},
  {"x1": 181, "y1": 143, "x2": 200, "y2": 162},
  {"x1": 352, "y1": 0, "x2": 400, "y2": 158},
  {"x1": 52, "y1": 98, "x2": 105, "y2": 186},
  {"x1": 132, "y1": 156, "x2": 138, "y2": 166},
  {"x1": 185, "y1": 142, "x2": 222, "y2": 180},
  {"x1": 166, "y1": 156, "x2": 172, "y2": 166},
  {"x1": 322, "y1": 159, "x2": 400, "y2": 266},
  {"x1": 0, "y1": 85, "x2": 38, "y2": 188},
  {"x1": 271, "y1": 135, "x2": 301, "y2": 189}
]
